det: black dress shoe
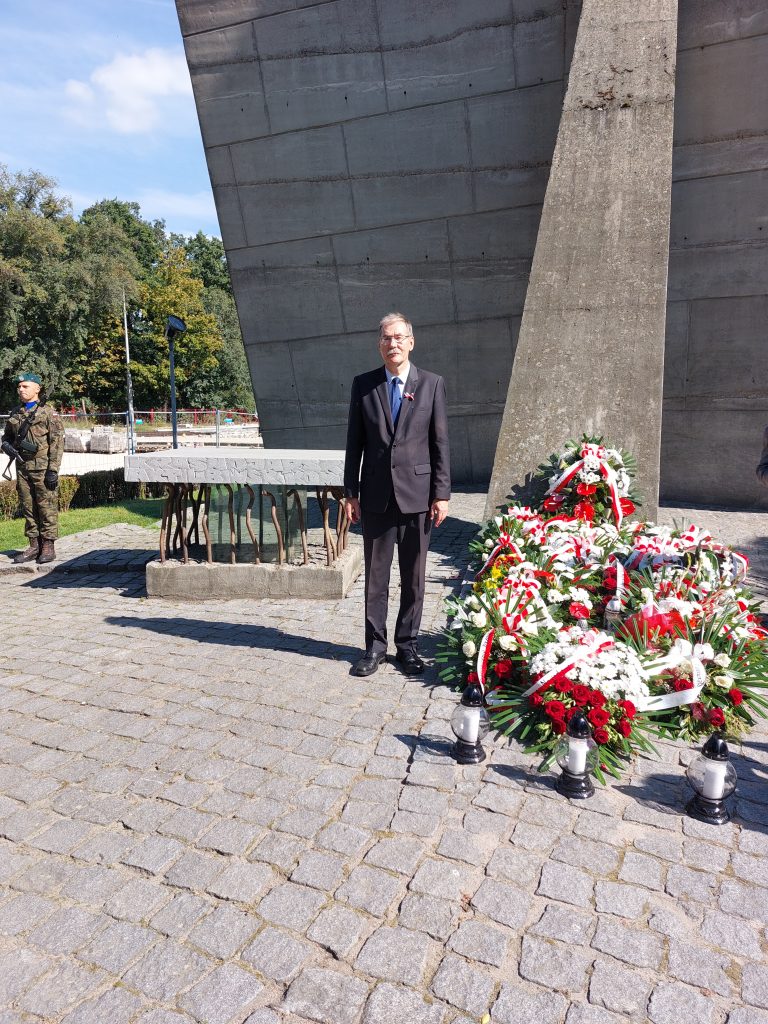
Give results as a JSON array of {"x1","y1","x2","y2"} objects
[
  {"x1": 395, "y1": 651, "x2": 425, "y2": 676},
  {"x1": 352, "y1": 652, "x2": 386, "y2": 677}
]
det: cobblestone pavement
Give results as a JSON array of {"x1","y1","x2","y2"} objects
[{"x1": 0, "y1": 492, "x2": 767, "y2": 1024}]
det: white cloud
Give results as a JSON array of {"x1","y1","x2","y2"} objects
[
  {"x1": 64, "y1": 185, "x2": 217, "y2": 233},
  {"x1": 134, "y1": 187, "x2": 217, "y2": 225},
  {"x1": 65, "y1": 47, "x2": 193, "y2": 135}
]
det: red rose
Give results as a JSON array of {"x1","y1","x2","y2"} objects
[
  {"x1": 690, "y1": 702, "x2": 706, "y2": 721},
  {"x1": 543, "y1": 494, "x2": 565, "y2": 512},
  {"x1": 569, "y1": 602, "x2": 591, "y2": 620},
  {"x1": 551, "y1": 719, "x2": 567, "y2": 735},
  {"x1": 587, "y1": 690, "x2": 606, "y2": 707},
  {"x1": 708, "y1": 707, "x2": 726, "y2": 727},
  {"x1": 620, "y1": 498, "x2": 636, "y2": 515},
  {"x1": 587, "y1": 708, "x2": 610, "y2": 728},
  {"x1": 529, "y1": 692, "x2": 544, "y2": 706},
  {"x1": 673, "y1": 677, "x2": 694, "y2": 692},
  {"x1": 729, "y1": 688, "x2": 744, "y2": 706},
  {"x1": 495, "y1": 660, "x2": 513, "y2": 679},
  {"x1": 593, "y1": 727, "x2": 610, "y2": 744},
  {"x1": 572, "y1": 685, "x2": 591, "y2": 706},
  {"x1": 467, "y1": 671, "x2": 479, "y2": 684},
  {"x1": 617, "y1": 718, "x2": 632, "y2": 738},
  {"x1": 573, "y1": 500, "x2": 595, "y2": 522},
  {"x1": 576, "y1": 482, "x2": 597, "y2": 496},
  {"x1": 544, "y1": 699, "x2": 567, "y2": 720},
  {"x1": 603, "y1": 569, "x2": 618, "y2": 592},
  {"x1": 617, "y1": 699, "x2": 636, "y2": 719},
  {"x1": 554, "y1": 678, "x2": 573, "y2": 694}
]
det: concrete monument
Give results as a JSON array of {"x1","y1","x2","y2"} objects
[
  {"x1": 176, "y1": 0, "x2": 768, "y2": 508},
  {"x1": 485, "y1": 0, "x2": 677, "y2": 520}
]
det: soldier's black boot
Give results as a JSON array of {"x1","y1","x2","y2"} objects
[
  {"x1": 12, "y1": 538, "x2": 40, "y2": 564},
  {"x1": 37, "y1": 539, "x2": 56, "y2": 564}
]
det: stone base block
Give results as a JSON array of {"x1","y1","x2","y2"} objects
[{"x1": 145, "y1": 543, "x2": 362, "y2": 600}]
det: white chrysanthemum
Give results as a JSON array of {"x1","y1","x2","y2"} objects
[
  {"x1": 529, "y1": 632, "x2": 650, "y2": 701},
  {"x1": 462, "y1": 640, "x2": 476, "y2": 658}
]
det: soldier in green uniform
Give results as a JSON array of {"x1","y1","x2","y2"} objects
[{"x1": 2, "y1": 373, "x2": 64, "y2": 564}]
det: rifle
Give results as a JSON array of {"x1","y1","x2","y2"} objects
[
  {"x1": 1, "y1": 440, "x2": 21, "y2": 480},
  {"x1": 1, "y1": 409, "x2": 39, "y2": 480}
]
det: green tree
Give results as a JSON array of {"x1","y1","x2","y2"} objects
[
  {"x1": 0, "y1": 166, "x2": 80, "y2": 406},
  {"x1": 179, "y1": 230, "x2": 231, "y2": 292},
  {"x1": 80, "y1": 199, "x2": 164, "y2": 280},
  {"x1": 1, "y1": 166, "x2": 252, "y2": 415},
  {"x1": 203, "y1": 286, "x2": 254, "y2": 409},
  {"x1": 129, "y1": 245, "x2": 223, "y2": 408}
]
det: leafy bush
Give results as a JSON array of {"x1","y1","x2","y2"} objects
[
  {"x1": 0, "y1": 481, "x2": 18, "y2": 520},
  {"x1": 58, "y1": 476, "x2": 80, "y2": 513},
  {"x1": 0, "y1": 469, "x2": 166, "y2": 520}
]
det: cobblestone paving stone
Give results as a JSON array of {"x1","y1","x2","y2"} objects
[{"x1": 0, "y1": 494, "x2": 766, "y2": 1022}]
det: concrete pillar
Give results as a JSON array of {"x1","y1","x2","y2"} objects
[{"x1": 485, "y1": 0, "x2": 678, "y2": 521}]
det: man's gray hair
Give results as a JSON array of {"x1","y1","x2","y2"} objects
[{"x1": 379, "y1": 312, "x2": 413, "y2": 337}]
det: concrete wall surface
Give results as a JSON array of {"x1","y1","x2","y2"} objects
[
  {"x1": 176, "y1": 0, "x2": 581, "y2": 484},
  {"x1": 177, "y1": 0, "x2": 768, "y2": 508},
  {"x1": 663, "y1": 1, "x2": 768, "y2": 508}
]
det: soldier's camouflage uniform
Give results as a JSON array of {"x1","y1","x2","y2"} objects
[{"x1": 2, "y1": 404, "x2": 64, "y2": 541}]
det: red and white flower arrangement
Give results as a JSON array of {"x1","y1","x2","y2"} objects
[{"x1": 438, "y1": 434, "x2": 768, "y2": 782}]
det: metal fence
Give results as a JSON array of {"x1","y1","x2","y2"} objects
[{"x1": 0, "y1": 409, "x2": 262, "y2": 453}]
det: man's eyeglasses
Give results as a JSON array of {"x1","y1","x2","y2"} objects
[{"x1": 380, "y1": 334, "x2": 411, "y2": 343}]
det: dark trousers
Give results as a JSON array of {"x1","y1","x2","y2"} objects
[{"x1": 362, "y1": 499, "x2": 431, "y2": 655}]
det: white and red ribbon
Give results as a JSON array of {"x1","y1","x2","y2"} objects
[
  {"x1": 476, "y1": 629, "x2": 495, "y2": 689},
  {"x1": 546, "y1": 444, "x2": 624, "y2": 526},
  {"x1": 475, "y1": 534, "x2": 524, "y2": 580},
  {"x1": 637, "y1": 642, "x2": 709, "y2": 712}
]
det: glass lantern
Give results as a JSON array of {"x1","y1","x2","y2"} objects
[
  {"x1": 686, "y1": 732, "x2": 737, "y2": 825},
  {"x1": 554, "y1": 711, "x2": 595, "y2": 799},
  {"x1": 450, "y1": 682, "x2": 491, "y2": 764}
]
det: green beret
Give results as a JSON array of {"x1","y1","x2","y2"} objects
[{"x1": 14, "y1": 373, "x2": 42, "y2": 385}]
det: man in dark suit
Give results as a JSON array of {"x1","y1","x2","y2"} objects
[{"x1": 344, "y1": 312, "x2": 451, "y2": 677}]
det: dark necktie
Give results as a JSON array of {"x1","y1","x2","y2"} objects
[{"x1": 390, "y1": 377, "x2": 402, "y2": 424}]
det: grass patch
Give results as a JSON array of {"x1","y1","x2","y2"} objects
[{"x1": 0, "y1": 498, "x2": 164, "y2": 552}]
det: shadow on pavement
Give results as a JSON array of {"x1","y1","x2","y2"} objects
[
  {"x1": 104, "y1": 615, "x2": 360, "y2": 663},
  {"x1": 21, "y1": 561, "x2": 148, "y2": 597}
]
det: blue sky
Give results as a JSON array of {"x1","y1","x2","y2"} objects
[{"x1": 0, "y1": 0, "x2": 219, "y2": 236}]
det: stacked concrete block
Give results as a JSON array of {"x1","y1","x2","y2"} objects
[
  {"x1": 89, "y1": 430, "x2": 127, "y2": 454},
  {"x1": 63, "y1": 430, "x2": 90, "y2": 453}
]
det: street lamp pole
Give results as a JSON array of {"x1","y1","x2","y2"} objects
[
  {"x1": 165, "y1": 315, "x2": 187, "y2": 450},
  {"x1": 122, "y1": 289, "x2": 136, "y2": 455}
]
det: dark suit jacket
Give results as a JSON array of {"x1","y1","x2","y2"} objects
[{"x1": 344, "y1": 364, "x2": 451, "y2": 514}]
